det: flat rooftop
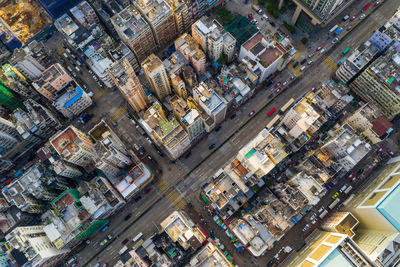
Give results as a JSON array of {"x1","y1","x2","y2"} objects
[
  {"x1": 50, "y1": 126, "x2": 80, "y2": 161},
  {"x1": 377, "y1": 184, "x2": 400, "y2": 232},
  {"x1": 115, "y1": 163, "x2": 152, "y2": 199},
  {"x1": 111, "y1": 5, "x2": 149, "y2": 40}
]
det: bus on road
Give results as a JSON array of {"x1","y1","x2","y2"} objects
[
  {"x1": 266, "y1": 115, "x2": 280, "y2": 129},
  {"x1": 328, "y1": 198, "x2": 341, "y2": 209},
  {"x1": 343, "y1": 47, "x2": 351, "y2": 55},
  {"x1": 280, "y1": 98, "x2": 295, "y2": 113}
]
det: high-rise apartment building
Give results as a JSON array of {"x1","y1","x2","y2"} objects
[
  {"x1": 291, "y1": 0, "x2": 353, "y2": 28},
  {"x1": 111, "y1": 5, "x2": 157, "y2": 62},
  {"x1": 89, "y1": 120, "x2": 132, "y2": 179},
  {"x1": 42, "y1": 189, "x2": 108, "y2": 248},
  {"x1": 32, "y1": 63, "x2": 73, "y2": 101},
  {"x1": 52, "y1": 82, "x2": 93, "y2": 119},
  {"x1": 135, "y1": 0, "x2": 177, "y2": 48},
  {"x1": 192, "y1": 82, "x2": 227, "y2": 129},
  {"x1": 351, "y1": 47, "x2": 400, "y2": 120},
  {"x1": 175, "y1": 33, "x2": 206, "y2": 74},
  {"x1": 0, "y1": 64, "x2": 38, "y2": 99},
  {"x1": 9, "y1": 100, "x2": 62, "y2": 157},
  {"x1": 0, "y1": 117, "x2": 19, "y2": 156},
  {"x1": 286, "y1": 232, "x2": 375, "y2": 266},
  {"x1": 142, "y1": 54, "x2": 172, "y2": 99},
  {"x1": 192, "y1": 16, "x2": 236, "y2": 62},
  {"x1": 6, "y1": 226, "x2": 69, "y2": 265},
  {"x1": 165, "y1": 0, "x2": 191, "y2": 34},
  {"x1": 70, "y1": 1, "x2": 99, "y2": 29},
  {"x1": 336, "y1": 41, "x2": 380, "y2": 83},
  {"x1": 170, "y1": 95, "x2": 204, "y2": 141},
  {"x1": 108, "y1": 59, "x2": 148, "y2": 112},
  {"x1": 50, "y1": 126, "x2": 95, "y2": 168},
  {"x1": 9, "y1": 43, "x2": 47, "y2": 80},
  {"x1": 142, "y1": 101, "x2": 190, "y2": 159},
  {"x1": 2, "y1": 165, "x2": 59, "y2": 213}
]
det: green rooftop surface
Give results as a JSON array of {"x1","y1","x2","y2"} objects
[
  {"x1": 224, "y1": 15, "x2": 258, "y2": 45},
  {"x1": 159, "y1": 118, "x2": 179, "y2": 136}
]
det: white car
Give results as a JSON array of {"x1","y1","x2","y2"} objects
[
  {"x1": 332, "y1": 37, "x2": 338, "y2": 44},
  {"x1": 359, "y1": 14, "x2": 366, "y2": 20},
  {"x1": 308, "y1": 61, "x2": 313, "y2": 65},
  {"x1": 282, "y1": 81, "x2": 288, "y2": 86},
  {"x1": 88, "y1": 91, "x2": 94, "y2": 97}
]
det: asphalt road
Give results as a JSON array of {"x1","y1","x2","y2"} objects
[{"x1": 52, "y1": 0, "x2": 400, "y2": 265}]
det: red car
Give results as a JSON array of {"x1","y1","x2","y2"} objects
[
  {"x1": 346, "y1": 25, "x2": 352, "y2": 31},
  {"x1": 145, "y1": 187, "x2": 152, "y2": 194},
  {"x1": 350, "y1": 15, "x2": 357, "y2": 21},
  {"x1": 122, "y1": 238, "x2": 129, "y2": 245},
  {"x1": 248, "y1": 14, "x2": 253, "y2": 20},
  {"x1": 377, "y1": 146, "x2": 384, "y2": 153},
  {"x1": 248, "y1": 110, "x2": 255, "y2": 117},
  {"x1": 275, "y1": 81, "x2": 281, "y2": 88},
  {"x1": 275, "y1": 88, "x2": 281, "y2": 94},
  {"x1": 316, "y1": 46, "x2": 323, "y2": 51}
]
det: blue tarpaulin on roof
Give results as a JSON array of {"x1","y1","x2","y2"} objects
[{"x1": 64, "y1": 86, "x2": 83, "y2": 108}]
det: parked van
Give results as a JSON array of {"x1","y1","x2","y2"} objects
[
  {"x1": 320, "y1": 48, "x2": 326, "y2": 54},
  {"x1": 300, "y1": 66, "x2": 306, "y2": 71},
  {"x1": 263, "y1": 14, "x2": 269, "y2": 21}
]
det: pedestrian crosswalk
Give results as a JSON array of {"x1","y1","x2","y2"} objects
[
  {"x1": 110, "y1": 106, "x2": 127, "y2": 122},
  {"x1": 155, "y1": 179, "x2": 187, "y2": 210},
  {"x1": 93, "y1": 89, "x2": 107, "y2": 101},
  {"x1": 322, "y1": 56, "x2": 338, "y2": 73},
  {"x1": 288, "y1": 52, "x2": 303, "y2": 77}
]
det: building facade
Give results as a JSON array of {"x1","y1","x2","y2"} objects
[
  {"x1": 142, "y1": 54, "x2": 172, "y2": 99},
  {"x1": 108, "y1": 59, "x2": 148, "y2": 112}
]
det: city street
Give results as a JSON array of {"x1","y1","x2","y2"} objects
[{"x1": 57, "y1": 0, "x2": 400, "y2": 265}]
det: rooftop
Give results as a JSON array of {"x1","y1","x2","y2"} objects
[
  {"x1": 136, "y1": 0, "x2": 172, "y2": 25},
  {"x1": 175, "y1": 33, "x2": 205, "y2": 62},
  {"x1": 50, "y1": 126, "x2": 89, "y2": 161},
  {"x1": 368, "y1": 47, "x2": 400, "y2": 91},
  {"x1": 189, "y1": 243, "x2": 231, "y2": 267},
  {"x1": 115, "y1": 163, "x2": 153, "y2": 199},
  {"x1": 377, "y1": 184, "x2": 400, "y2": 232},
  {"x1": 142, "y1": 53, "x2": 163, "y2": 73},
  {"x1": 195, "y1": 82, "x2": 226, "y2": 115},
  {"x1": 160, "y1": 211, "x2": 206, "y2": 250},
  {"x1": 111, "y1": 5, "x2": 149, "y2": 40},
  {"x1": 56, "y1": 14, "x2": 79, "y2": 37},
  {"x1": 53, "y1": 84, "x2": 85, "y2": 109}
]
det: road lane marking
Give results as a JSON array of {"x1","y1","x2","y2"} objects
[
  {"x1": 110, "y1": 106, "x2": 127, "y2": 121},
  {"x1": 93, "y1": 89, "x2": 107, "y2": 100},
  {"x1": 322, "y1": 57, "x2": 338, "y2": 73}
]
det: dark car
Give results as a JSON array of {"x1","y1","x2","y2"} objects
[
  {"x1": 209, "y1": 144, "x2": 216, "y2": 150},
  {"x1": 184, "y1": 151, "x2": 192, "y2": 158},
  {"x1": 301, "y1": 59, "x2": 307, "y2": 65},
  {"x1": 269, "y1": 21, "x2": 276, "y2": 27},
  {"x1": 293, "y1": 61, "x2": 299, "y2": 68},
  {"x1": 215, "y1": 126, "x2": 222, "y2": 132},
  {"x1": 268, "y1": 93, "x2": 274, "y2": 99},
  {"x1": 230, "y1": 114, "x2": 236, "y2": 119},
  {"x1": 134, "y1": 196, "x2": 142, "y2": 202},
  {"x1": 122, "y1": 238, "x2": 129, "y2": 245},
  {"x1": 124, "y1": 214, "x2": 132, "y2": 221}
]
